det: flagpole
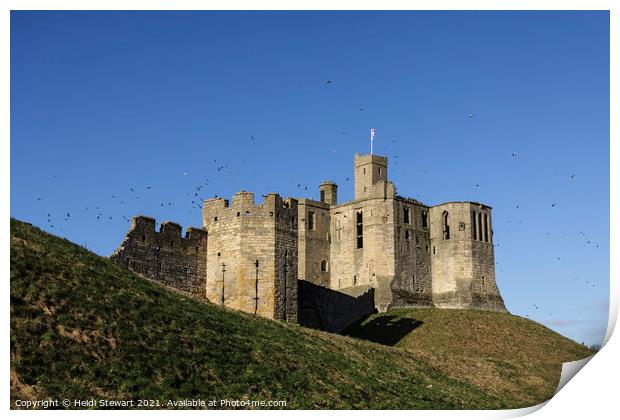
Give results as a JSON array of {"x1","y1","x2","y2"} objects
[{"x1": 370, "y1": 128, "x2": 375, "y2": 155}]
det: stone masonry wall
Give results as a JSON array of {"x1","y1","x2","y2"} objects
[
  {"x1": 297, "y1": 199, "x2": 331, "y2": 287},
  {"x1": 298, "y1": 280, "x2": 376, "y2": 333},
  {"x1": 202, "y1": 192, "x2": 298, "y2": 321},
  {"x1": 429, "y1": 202, "x2": 506, "y2": 312},
  {"x1": 329, "y1": 185, "x2": 397, "y2": 312},
  {"x1": 390, "y1": 198, "x2": 433, "y2": 308},
  {"x1": 110, "y1": 216, "x2": 208, "y2": 297}
]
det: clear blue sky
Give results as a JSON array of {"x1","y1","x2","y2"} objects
[{"x1": 10, "y1": 11, "x2": 609, "y2": 346}]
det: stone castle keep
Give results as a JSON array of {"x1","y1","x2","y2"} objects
[{"x1": 112, "y1": 153, "x2": 506, "y2": 332}]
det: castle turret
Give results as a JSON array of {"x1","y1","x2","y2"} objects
[
  {"x1": 428, "y1": 202, "x2": 506, "y2": 312},
  {"x1": 354, "y1": 153, "x2": 388, "y2": 199},
  {"x1": 319, "y1": 181, "x2": 338, "y2": 206}
]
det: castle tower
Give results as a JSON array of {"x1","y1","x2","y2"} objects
[
  {"x1": 354, "y1": 153, "x2": 388, "y2": 199},
  {"x1": 428, "y1": 202, "x2": 506, "y2": 312},
  {"x1": 319, "y1": 181, "x2": 338, "y2": 205},
  {"x1": 202, "y1": 192, "x2": 299, "y2": 321}
]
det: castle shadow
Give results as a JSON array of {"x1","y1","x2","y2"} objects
[{"x1": 342, "y1": 315, "x2": 423, "y2": 346}]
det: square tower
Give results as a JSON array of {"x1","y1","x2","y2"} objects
[{"x1": 354, "y1": 153, "x2": 388, "y2": 199}]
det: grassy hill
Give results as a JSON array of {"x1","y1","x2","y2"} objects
[{"x1": 10, "y1": 218, "x2": 593, "y2": 409}]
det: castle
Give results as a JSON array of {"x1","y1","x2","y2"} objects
[{"x1": 111, "y1": 153, "x2": 506, "y2": 332}]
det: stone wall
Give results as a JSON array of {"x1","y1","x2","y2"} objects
[
  {"x1": 298, "y1": 280, "x2": 376, "y2": 333},
  {"x1": 390, "y1": 198, "x2": 433, "y2": 308},
  {"x1": 297, "y1": 199, "x2": 331, "y2": 287},
  {"x1": 202, "y1": 192, "x2": 298, "y2": 321},
  {"x1": 429, "y1": 202, "x2": 506, "y2": 312},
  {"x1": 110, "y1": 216, "x2": 208, "y2": 297}
]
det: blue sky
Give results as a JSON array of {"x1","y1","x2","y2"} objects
[{"x1": 10, "y1": 11, "x2": 609, "y2": 346}]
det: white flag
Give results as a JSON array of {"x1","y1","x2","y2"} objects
[{"x1": 370, "y1": 128, "x2": 376, "y2": 154}]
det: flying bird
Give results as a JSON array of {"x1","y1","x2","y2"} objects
[
  {"x1": 469, "y1": 113, "x2": 475, "y2": 118},
  {"x1": 325, "y1": 80, "x2": 332, "y2": 85}
]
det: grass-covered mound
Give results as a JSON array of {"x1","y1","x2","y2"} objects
[
  {"x1": 344, "y1": 308, "x2": 593, "y2": 407},
  {"x1": 10, "y1": 218, "x2": 592, "y2": 409}
]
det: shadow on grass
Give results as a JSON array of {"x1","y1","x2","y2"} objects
[{"x1": 343, "y1": 315, "x2": 423, "y2": 346}]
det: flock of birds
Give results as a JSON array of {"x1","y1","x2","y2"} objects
[{"x1": 29, "y1": 78, "x2": 603, "y2": 324}]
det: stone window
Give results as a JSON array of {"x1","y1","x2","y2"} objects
[
  {"x1": 320, "y1": 190, "x2": 325, "y2": 202},
  {"x1": 213, "y1": 216, "x2": 218, "y2": 222},
  {"x1": 236, "y1": 212, "x2": 241, "y2": 217},
  {"x1": 482, "y1": 276, "x2": 486, "y2": 285},
  {"x1": 403, "y1": 207, "x2": 410, "y2": 224},
  {"x1": 170, "y1": 241, "x2": 174, "y2": 248},
  {"x1": 378, "y1": 167, "x2": 382, "y2": 175},
  {"x1": 363, "y1": 168, "x2": 366, "y2": 175},
  {"x1": 353, "y1": 275, "x2": 357, "y2": 286},
  {"x1": 472, "y1": 211, "x2": 478, "y2": 240},
  {"x1": 483, "y1": 213, "x2": 489, "y2": 242},
  {"x1": 308, "y1": 211, "x2": 316, "y2": 230},
  {"x1": 321, "y1": 260, "x2": 328, "y2": 272},
  {"x1": 432, "y1": 246, "x2": 436, "y2": 255},
  {"x1": 443, "y1": 211, "x2": 450, "y2": 240},
  {"x1": 356, "y1": 211, "x2": 363, "y2": 249},
  {"x1": 478, "y1": 212, "x2": 483, "y2": 241},
  {"x1": 421, "y1": 211, "x2": 428, "y2": 228},
  {"x1": 412, "y1": 274, "x2": 415, "y2": 287},
  {"x1": 269, "y1": 211, "x2": 274, "y2": 217}
]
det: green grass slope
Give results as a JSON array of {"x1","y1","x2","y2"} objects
[
  {"x1": 344, "y1": 308, "x2": 594, "y2": 407},
  {"x1": 10, "y1": 219, "x2": 592, "y2": 409}
]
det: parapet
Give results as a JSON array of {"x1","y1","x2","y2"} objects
[
  {"x1": 132, "y1": 215, "x2": 156, "y2": 231},
  {"x1": 160, "y1": 221, "x2": 182, "y2": 236},
  {"x1": 354, "y1": 153, "x2": 388, "y2": 168},
  {"x1": 232, "y1": 191, "x2": 255, "y2": 207}
]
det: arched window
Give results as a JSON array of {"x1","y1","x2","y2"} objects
[
  {"x1": 483, "y1": 213, "x2": 489, "y2": 242},
  {"x1": 442, "y1": 211, "x2": 450, "y2": 240},
  {"x1": 478, "y1": 212, "x2": 483, "y2": 241},
  {"x1": 321, "y1": 260, "x2": 328, "y2": 272},
  {"x1": 472, "y1": 211, "x2": 478, "y2": 240}
]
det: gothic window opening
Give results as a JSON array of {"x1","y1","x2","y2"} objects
[
  {"x1": 478, "y1": 212, "x2": 483, "y2": 242},
  {"x1": 483, "y1": 213, "x2": 489, "y2": 242},
  {"x1": 321, "y1": 260, "x2": 328, "y2": 272},
  {"x1": 404, "y1": 207, "x2": 410, "y2": 224},
  {"x1": 421, "y1": 211, "x2": 428, "y2": 228},
  {"x1": 356, "y1": 211, "x2": 364, "y2": 249},
  {"x1": 472, "y1": 211, "x2": 478, "y2": 240},
  {"x1": 443, "y1": 211, "x2": 450, "y2": 240},
  {"x1": 308, "y1": 211, "x2": 315, "y2": 230},
  {"x1": 320, "y1": 190, "x2": 325, "y2": 202}
]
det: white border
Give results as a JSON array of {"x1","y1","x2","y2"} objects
[{"x1": 2, "y1": 1, "x2": 616, "y2": 419}]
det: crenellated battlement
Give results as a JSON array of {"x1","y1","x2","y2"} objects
[
  {"x1": 110, "y1": 216, "x2": 207, "y2": 297},
  {"x1": 111, "y1": 151, "x2": 506, "y2": 327}
]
